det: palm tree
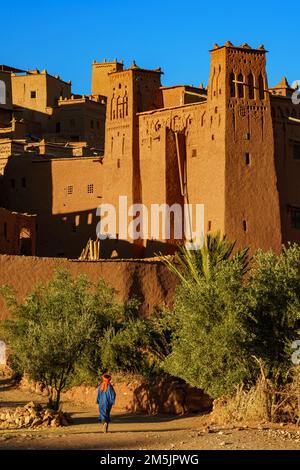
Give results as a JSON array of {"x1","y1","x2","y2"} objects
[{"x1": 161, "y1": 232, "x2": 250, "y2": 287}]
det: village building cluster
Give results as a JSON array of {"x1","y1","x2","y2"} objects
[{"x1": 0, "y1": 42, "x2": 299, "y2": 259}]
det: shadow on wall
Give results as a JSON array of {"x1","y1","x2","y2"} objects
[
  {"x1": 100, "y1": 238, "x2": 179, "y2": 259},
  {"x1": 0, "y1": 156, "x2": 101, "y2": 259},
  {"x1": 130, "y1": 378, "x2": 212, "y2": 416}
]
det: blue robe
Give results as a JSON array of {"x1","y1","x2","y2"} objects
[{"x1": 96, "y1": 384, "x2": 116, "y2": 423}]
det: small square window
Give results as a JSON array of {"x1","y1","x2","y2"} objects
[
  {"x1": 291, "y1": 208, "x2": 300, "y2": 229},
  {"x1": 192, "y1": 149, "x2": 197, "y2": 158},
  {"x1": 208, "y1": 221, "x2": 212, "y2": 231},
  {"x1": 87, "y1": 184, "x2": 94, "y2": 194},
  {"x1": 30, "y1": 91, "x2": 37, "y2": 99},
  {"x1": 67, "y1": 185, "x2": 73, "y2": 195},
  {"x1": 243, "y1": 220, "x2": 248, "y2": 232},
  {"x1": 117, "y1": 159, "x2": 121, "y2": 169}
]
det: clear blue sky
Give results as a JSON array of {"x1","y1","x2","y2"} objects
[{"x1": 2, "y1": 0, "x2": 298, "y2": 95}]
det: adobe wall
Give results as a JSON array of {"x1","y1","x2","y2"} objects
[
  {"x1": 0, "y1": 209, "x2": 36, "y2": 256},
  {"x1": 219, "y1": 46, "x2": 282, "y2": 253},
  {"x1": 1, "y1": 155, "x2": 103, "y2": 259},
  {"x1": 0, "y1": 255, "x2": 178, "y2": 320},
  {"x1": 12, "y1": 72, "x2": 71, "y2": 113},
  {"x1": 271, "y1": 96, "x2": 300, "y2": 246}
]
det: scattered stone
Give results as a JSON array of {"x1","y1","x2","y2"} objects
[{"x1": 0, "y1": 402, "x2": 70, "y2": 430}]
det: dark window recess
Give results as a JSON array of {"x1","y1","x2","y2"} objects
[
  {"x1": 230, "y1": 72, "x2": 236, "y2": 98},
  {"x1": 67, "y1": 185, "x2": 73, "y2": 195},
  {"x1": 30, "y1": 91, "x2": 36, "y2": 99},
  {"x1": 96, "y1": 121, "x2": 100, "y2": 129},
  {"x1": 243, "y1": 220, "x2": 248, "y2": 232},
  {"x1": 291, "y1": 208, "x2": 300, "y2": 229},
  {"x1": 237, "y1": 73, "x2": 244, "y2": 98},
  {"x1": 11, "y1": 178, "x2": 15, "y2": 188},
  {"x1": 87, "y1": 184, "x2": 94, "y2": 194},
  {"x1": 245, "y1": 153, "x2": 251, "y2": 165},
  {"x1": 21, "y1": 177, "x2": 26, "y2": 188},
  {"x1": 208, "y1": 221, "x2": 212, "y2": 231},
  {"x1": 56, "y1": 122, "x2": 61, "y2": 133},
  {"x1": 293, "y1": 142, "x2": 300, "y2": 160},
  {"x1": 192, "y1": 149, "x2": 197, "y2": 158},
  {"x1": 4, "y1": 222, "x2": 7, "y2": 240},
  {"x1": 258, "y1": 74, "x2": 265, "y2": 100},
  {"x1": 117, "y1": 159, "x2": 121, "y2": 168},
  {"x1": 248, "y1": 73, "x2": 255, "y2": 99}
]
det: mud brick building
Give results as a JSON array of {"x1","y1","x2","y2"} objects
[{"x1": 0, "y1": 42, "x2": 299, "y2": 258}]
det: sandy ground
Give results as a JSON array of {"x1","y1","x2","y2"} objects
[{"x1": 1, "y1": 375, "x2": 300, "y2": 450}]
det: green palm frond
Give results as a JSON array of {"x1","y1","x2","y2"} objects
[{"x1": 161, "y1": 232, "x2": 250, "y2": 285}]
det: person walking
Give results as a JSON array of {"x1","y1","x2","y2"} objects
[{"x1": 96, "y1": 373, "x2": 116, "y2": 433}]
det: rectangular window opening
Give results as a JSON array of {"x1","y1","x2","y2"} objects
[
  {"x1": 245, "y1": 153, "x2": 251, "y2": 166},
  {"x1": 291, "y1": 208, "x2": 300, "y2": 229},
  {"x1": 293, "y1": 142, "x2": 300, "y2": 160}
]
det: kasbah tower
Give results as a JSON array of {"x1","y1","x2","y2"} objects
[
  {"x1": 93, "y1": 42, "x2": 292, "y2": 256},
  {"x1": 91, "y1": 41, "x2": 294, "y2": 258}
]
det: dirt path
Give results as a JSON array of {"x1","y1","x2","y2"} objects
[{"x1": 1, "y1": 376, "x2": 300, "y2": 450}]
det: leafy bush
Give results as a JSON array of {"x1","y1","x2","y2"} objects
[
  {"x1": 0, "y1": 270, "x2": 101, "y2": 409},
  {"x1": 247, "y1": 245, "x2": 300, "y2": 383},
  {"x1": 162, "y1": 236, "x2": 300, "y2": 399},
  {"x1": 0, "y1": 269, "x2": 169, "y2": 405},
  {"x1": 162, "y1": 258, "x2": 253, "y2": 398}
]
